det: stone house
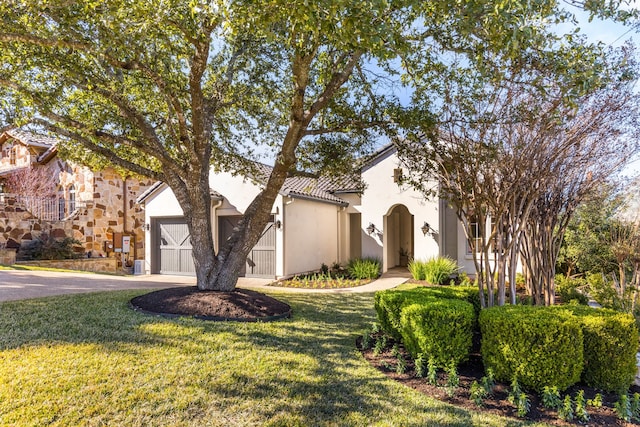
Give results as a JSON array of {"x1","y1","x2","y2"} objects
[{"x1": 0, "y1": 128, "x2": 154, "y2": 267}]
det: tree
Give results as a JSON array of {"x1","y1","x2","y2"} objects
[
  {"x1": 0, "y1": 0, "x2": 634, "y2": 291},
  {"x1": 399, "y1": 43, "x2": 640, "y2": 307}
]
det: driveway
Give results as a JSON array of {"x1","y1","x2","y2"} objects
[{"x1": 0, "y1": 269, "x2": 408, "y2": 302}]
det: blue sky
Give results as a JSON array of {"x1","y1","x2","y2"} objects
[{"x1": 559, "y1": 4, "x2": 640, "y2": 177}]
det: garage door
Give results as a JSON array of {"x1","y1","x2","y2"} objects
[
  {"x1": 155, "y1": 216, "x2": 276, "y2": 278},
  {"x1": 219, "y1": 216, "x2": 276, "y2": 279},
  {"x1": 156, "y1": 218, "x2": 195, "y2": 275}
]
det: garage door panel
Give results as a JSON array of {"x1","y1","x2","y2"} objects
[{"x1": 157, "y1": 219, "x2": 195, "y2": 275}]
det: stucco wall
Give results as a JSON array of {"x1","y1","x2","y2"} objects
[
  {"x1": 358, "y1": 150, "x2": 440, "y2": 272},
  {"x1": 283, "y1": 197, "x2": 339, "y2": 276}
]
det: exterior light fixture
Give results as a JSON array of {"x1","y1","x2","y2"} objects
[
  {"x1": 144, "y1": 223, "x2": 150, "y2": 231},
  {"x1": 366, "y1": 223, "x2": 376, "y2": 235},
  {"x1": 275, "y1": 220, "x2": 282, "y2": 229},
  {"x1": 421, "y1": 222, "x2": 436, "y2": 237}
]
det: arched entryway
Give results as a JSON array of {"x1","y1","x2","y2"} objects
[{"x1": 383, "y1": 204, "x2": 414, "y2": 272}]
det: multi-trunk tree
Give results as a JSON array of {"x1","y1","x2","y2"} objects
[
  {"x1": 399, "y1": 46, "x2": 640, "y2": 307},
  {"x1": 1, "y1": 0, "x2": 636, "y2": 291}
]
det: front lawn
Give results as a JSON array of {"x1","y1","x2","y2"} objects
[{"x1": 0, "y1": 290, "x2": 544, "y2": 426}]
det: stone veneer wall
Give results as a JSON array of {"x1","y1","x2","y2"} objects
[
  {"x1": 0, "y1": 167, "x2": 153, "y2": 266},
  {"x1": 15, "y1": 257, "x2": 118, "y2": 273}
]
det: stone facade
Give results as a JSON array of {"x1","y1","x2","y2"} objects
[
  {"x1": 15, "y1": 257, "x2": 118, "y2": 273},
  {"x1": 0, "y1": 128, "x2": 154, "y2": 269},
  {"x1": 0, "y1": 169, "x2": 153, "y2": 262}
]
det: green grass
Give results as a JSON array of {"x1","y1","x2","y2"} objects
[{"x1": 0, "y1": 290, "x2": 546, "y2": 426}]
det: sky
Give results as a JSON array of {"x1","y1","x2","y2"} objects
[{"x1": 559, "y1": 3, "x2": 640, "y2": 178}]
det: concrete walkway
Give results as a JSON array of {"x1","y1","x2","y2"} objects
[{"x1": 0, "y1": 268, "x2": 409, "y2": 302}]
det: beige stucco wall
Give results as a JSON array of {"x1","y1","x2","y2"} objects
[
  {"x1": 358, "y1": 150, "x2": 440, "y2": 272},
  {"x1": 282, "y1": 197, "x2": 339, "y2": 276}
]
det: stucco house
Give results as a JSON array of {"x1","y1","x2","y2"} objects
[
  {"x1": 0, "y1": 128, "x2": 154, "y2": 265},
  {"x1": 138, "y1": 144, "x2": 474, "y2": 278}
]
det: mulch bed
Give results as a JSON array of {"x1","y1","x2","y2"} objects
[
  {"x1": 130, "y1": 286, "x2": 291, "y2": 321},
  {"x1": 359, "y1": 335, "x2": 640, "y2": 426}
]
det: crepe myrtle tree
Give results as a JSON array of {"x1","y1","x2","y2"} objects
[
  {"x1": 398, "y1": 41, "x2": 640, "y2": 308},
  {"x1": 1, "y1": 0, "x2": 634, "y2": 291}
]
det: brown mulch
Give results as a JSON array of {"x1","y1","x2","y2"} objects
[
  {"x1": 359, "y1": 335, "x2": 639, "y2": 426},
  {"x1": 130, "y1": 286, "x2": 291, "y2": 321}
]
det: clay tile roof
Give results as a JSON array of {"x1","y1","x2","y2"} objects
[
  {"x1": 5, "y1": 129, "x2": 58, "y2": 149},
  {"x1": 136, "y1": 181, "x2": 224, "y2": 204}
]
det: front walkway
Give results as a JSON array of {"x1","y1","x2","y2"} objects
[{"x1": 0, "y1": 267, "x2": 411, "y2": 302}]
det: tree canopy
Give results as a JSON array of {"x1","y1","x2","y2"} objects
[{"x1": 0, "y1": 0, "x2": 637, "y2": 290}]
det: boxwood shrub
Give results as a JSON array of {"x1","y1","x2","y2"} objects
[
  {"x1": 558, "y1": 305, "x2": 639, "y2": 392},
  {"x1": 374, "y1": 288, "x2": 432, "y2": 339},
  {"x1": 480, "y1": 306, "x2": 584, "y2": 392},
  {"x1": 374, "y1": 286, "x2": 477, "y2": 365},
  {"x1": 399, "y1": 298, "x2": 475, "y2": 366}
]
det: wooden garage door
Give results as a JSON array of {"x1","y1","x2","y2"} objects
[
  {"x1": 219, "y1": 216, "x2": 276, "y2": 279},
  {"x1": 157, "y1": 219, "x2": 195, "y2": 275}
]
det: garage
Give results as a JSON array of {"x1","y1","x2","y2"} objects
[
  {"x1": 154, "y1": 218, "x2": 195, "y2": 275},
  {"x1": 153, "y1": 216, "x2": 276, "y2": 278}
]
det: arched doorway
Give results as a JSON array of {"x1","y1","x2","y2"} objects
[{"x1": 383, "y1": 204, "x2": 414, "y2": 272}]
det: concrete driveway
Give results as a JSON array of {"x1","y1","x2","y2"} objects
[{"x1": 0, "y1": 269, "x2": 408, "y2": 302}]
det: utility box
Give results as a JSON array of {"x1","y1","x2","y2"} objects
[{"x1": 133, "y1": 260, "x2": 144, "y2": 275}]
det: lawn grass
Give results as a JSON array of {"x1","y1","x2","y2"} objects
[{"x1": 0, "y1": 290, "x2": 545, "y2": 426}]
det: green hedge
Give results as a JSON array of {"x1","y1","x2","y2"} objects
[
  {"x1": 480, "y1": 306, "x2": 584, "y2": 392},
  {"x1": 374, "y1": 286, "x2": 477, "y2": 365},
  {"x1": 399, "y1": 298, "x2": 475, "y2": 366},
  {"x1": 559, "y1": 305, "x2": 639, "y2": 392},
  {"x1": 374, "y1": 288, "x2": 432, "y2": 339}
]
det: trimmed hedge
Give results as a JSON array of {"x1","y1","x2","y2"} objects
[
  {"x1": 480, "y1": 306, "x2": 584, "y2": 392},
  {"x1": 374, "y1": 286, "x2": 477, "y2": 366},
  {"x1": 374, "y1": 288, "x2": 432, "y2": 339},
  {"x1": 400, "y1": 298, "x2": 475, "y2": 366},
  {"x1": 559, "y1": 305, "x2": 639, "y2": 392}
]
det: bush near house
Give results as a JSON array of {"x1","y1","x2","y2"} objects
[
  {"x1": 374, "y1": 286, "x2": 477, "y2": 365},
  {"x1": 556, "y1": 305, "x2": 639, "y2": 392},
  {"x1": 408, "y1": 256, "x2": 459, "y2": 285},
  {"x1": 17, "y1": 234, "x2": 83, "y2": 261},
  {"x1": 480, "y1": 306, "x2": 584, "y2": 392},
  {"x1": 347, "y1": 257, "x2": 381, "y2": 280},
  {"x1": 399, "y1": 298, "x2": 475, "y2": 367}
]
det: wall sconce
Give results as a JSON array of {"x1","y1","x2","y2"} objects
[
  {"x1": 144, "y1": 223, "x2": 150, "y2": 231},
  {"x1": 275, "y1": 220, "x2": 282, "y2": 229},
  {"x1": 421, "y1": 222, "x2": 437, "y2": 237},
  {"x1": 366, "y1": 223, "x2": 377, "y2": 235}
]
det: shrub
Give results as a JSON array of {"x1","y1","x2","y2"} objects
[
  {"x1": 407, "y1": 259, "x2": 425, "y2": 281},
  {"x1": 421, "y1": 256, "x2": 459, "y2": 285},
  {"x1": 347, "y1": 257, "x2": 381, "y2": 280},
  {"x1": 555, "y1": 275, "x2": 589, "y2": 305},
  {"x1": 374, "y1": 285, "x2": 480, "y2": 339},
  {"x1": 17, "y1": 234, "x2": 82, "y2": 261},
  {"x1": 480, "y1": 306, "x2": 583, "y2": 392},
  {"x1": 374, "y1": 288, "x2": 433, "y2": 339},
  {"x1": 399, "y1": 297, "x2": 475, "y2": 366},
  {"x1": 560, "y1": 305, "x2": 639, "y2": 392}
]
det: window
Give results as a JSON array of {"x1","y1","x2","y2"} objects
[
  {"x1": 466, "y1": 217, "x2": 482, "y2": 255},
  {"x1": 9, "y1": 147, "x2": 16, "y2": 165},
  {"x1": 68, "y1": 185, "x2": 76, "y2": 213},
  {"x1": 58, "y1": 187, "x2": 65, "y2": 220}
]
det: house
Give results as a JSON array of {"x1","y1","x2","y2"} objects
[
  {"x1": 138, "y1": 144, "x2": 475, "y2": 278},
  {"x1": 0, "y1": 128, "x2": 154, "y2": 266}
]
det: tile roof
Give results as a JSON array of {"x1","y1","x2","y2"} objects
[{"x1": 4, "y1": 129, "x2": 58, "y2": 149}]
